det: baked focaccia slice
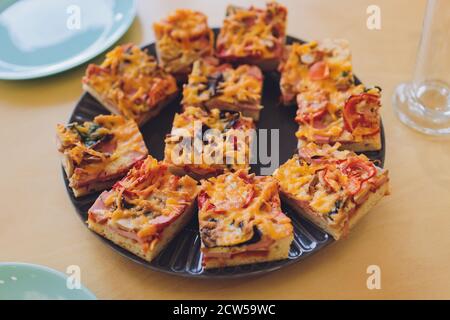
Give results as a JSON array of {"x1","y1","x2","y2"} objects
[
  {"x1": 82, "y1": 44, "x2": 178, "y2": 126},
  {"x1": 153, "y1": 9, "x2": 214, "y2": 80},
  {"x1": 216, "y1": 2, "x2": 287, "y2": 71},
  {"x1": 273, "y1": 143, "x2": 389, "y2": 240},
  {"x1": 279, "y1": 39, "x2": 354, "y2": 106},
  {"x1": 182, "y1": 58, "x2": 263, "y2": 121},
  {"x1": 87, "y1": 156, "x2": 199, "y2": 262},
  {"x1": 164, "y1": 106, "x2": 255, "y2": 180},
  {"x1": 56, "y1": 115, "x2": 148, "y2": 197},
  {"x1": 198, "y1": 170, "x2": 293, "y2": 269},
  {"x1": 295, "y1": 86, "x2": 382, "y2": 152}
]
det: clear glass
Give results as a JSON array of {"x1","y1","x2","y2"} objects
[{"x1": 393, "y1": 0, "x2": 450, "y2": 135}]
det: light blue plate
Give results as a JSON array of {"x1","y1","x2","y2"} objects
[
  {"x1": 0, "y1": 263, "x2": 96, "y2": 300},
  {"x1": 0, "y1": 0, "x2": 137, "y2": 80}
]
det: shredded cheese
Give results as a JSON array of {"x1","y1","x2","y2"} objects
[
  {"x1": 182, "y1": 58, "x2": 263, "y2": 107},
  {"x1": 279, "y1": 40, "x2": 354, "y2": 98},
  {"x1": 164, "y1": 106, "x2": 255, "y2": 175},
  {"x1": 91, "y1": 156, "x2": 199, "y2": 244},
  {"x1": 216, "y1": 2, "x2": 287, "y2": 59},
  {"x1": 82, "y1": 44, "x2": 178, "y2": 123},
  {"x1": 294, "y1": 84, "x2": 375, "y2": 142},
  {"x1": 153, "y1": 9, "x2": 214, "y2": 74},
  {"x1": 199, "y1": 170, "x2": 293, "y2": 247},
  {"x1": 274, "y1": 143, "x2": 387, "y2": 224}
]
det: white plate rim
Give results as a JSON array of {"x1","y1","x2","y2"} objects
[
  {"x1": 0, "y1": 261, "x2": 97, "y2": 299},
  {"x1": 0, "y1": 0, "x2": 137, "y2": 80}
]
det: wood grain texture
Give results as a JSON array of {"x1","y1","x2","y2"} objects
[{"x1": 1, "y1": 0, "x2": 449, "y2": 299}]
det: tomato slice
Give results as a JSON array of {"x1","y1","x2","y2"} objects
[
  {"x1": 341, "y1": 158, "x2": 376, "y2": 195},
  {"x1": 342, "y1": 158, "x2": 376, "y2": 180},
  {"x1": 309, "y1": 61, "x2": 330, "y2": 80},
  {"x1": 346, "y1": 178, "x2": 362, "y2": 195},
  {"x1": 323, "y1": 168, "x2": 341, "y2": 192},
  {"x1": 343, "y1": 93, "x2": 380, "y2": 133}
]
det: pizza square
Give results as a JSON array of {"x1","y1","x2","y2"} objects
[
  {"x1": 182, "y1": 58, "x2": 263, "y2": 121},
  {"x1": 295, "y1": 86, "x2": 383, "y2": 152},
  {"x1": 198, "y1": 170, "x2": 293, "y2": 269},
  {"x1": 153, "y1": 9, "x2": 214, "y2": 79},
  {"x1": 164, "y1": 106, "x2": 255, "y2": 180},
  {"x1": 87, "y1": 156, "x2": 199, "y2": 262},
  {"x1": 273, "y1": 143, "x2": 389, "y2": 240},
  {"x1": 279, "y1": 39, "x2": 354, "y2": 106},
  {"x1": 82, "y1": 44, "x2": 178, "y2": 126},
  {"x1": 216, "y1": 1, "x2": 287, "y2": 71},
  {"x1": 56, "y1": 115, "x2": 148, "y2": 197}
]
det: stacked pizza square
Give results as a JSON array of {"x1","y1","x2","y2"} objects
[
  {"x1": 275, "y1": 37, "x2": 389, "y2": 240},
  {"x1": 279, "y1": 39, "x2": 383, "y2": 151}
]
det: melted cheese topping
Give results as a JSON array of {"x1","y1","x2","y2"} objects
[
  {"x1": 164, "y1": 107, "x2": 254, "y2": 174},
  {"x1": 91, "y1": 156, "x2": 199, "y2": 243},
  {"x1": 57, "y1": 115, "x2": 148, "y2": 188},
  {"x1": 182, "y1": 58, "x2": 263, "y2": 107},
  {"x1": 199, "y1": 171, "x2": 293, "y2": 247},
  {"x1": 216, "y1": 2, "x2": 287, "y2": 59},
  {"x1": 295, "y1": 85, "x2": 378, "y2": 142},
  {"x1": 279, "y1": 40, "x2": 354, "y2": 97},
  {"x1": 153, "y1": 9, "x2": 214, "y2": 74},
  {"x1": 82, "y1": 44, "x2": 178, "y2": 123},
  {"x1": 274, "y1": 143, "x2": 386, "y2": 225},
  {"x1": 278, "y1": 39, "x2": 363, "y2": 142},
  {"x1": 280, "y1": 40, "x2": 382, "y2": 143}
]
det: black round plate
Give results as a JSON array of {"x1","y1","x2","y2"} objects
[{"x1": 65, "y1": 32, "x2": 385, "y2": 278}]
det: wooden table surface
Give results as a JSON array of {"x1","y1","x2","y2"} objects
[{"x1": 1, "y1": 0, "x2": 449, "y2": 300}]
